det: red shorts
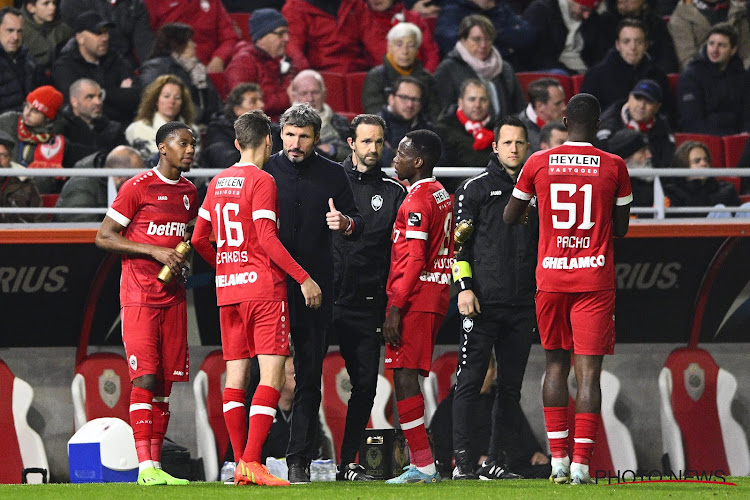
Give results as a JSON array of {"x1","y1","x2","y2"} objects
[
  {"x1": 385, "y1": 310, "x2": 443, "y2": 377},
  {"x1": 121, "y1": 302, "x2": 189, "y2": 382},
  {"x1": 220, "y1": 300, "x2": 290, "y2": 360},
  {"x1": 536, "y1": 289, "x2": 616, "y2": 355}
]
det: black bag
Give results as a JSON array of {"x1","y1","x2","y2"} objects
[{"x1": 160, "y1": 437, "x2": 205, "y2": 481}]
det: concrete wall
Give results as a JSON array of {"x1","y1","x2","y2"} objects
[{"x1": 2, "y1": 343, "x2": 749, "y2": 482}]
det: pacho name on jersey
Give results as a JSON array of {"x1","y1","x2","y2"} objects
[{"x1": 548, "y1": 155, "x2": 600, "y2": 176}]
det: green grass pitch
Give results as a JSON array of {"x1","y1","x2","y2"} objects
[{"x1": 2, "y1": 477, "x2": 749, "y2": 499}]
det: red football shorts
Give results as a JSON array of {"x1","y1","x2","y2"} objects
[
  {"x1": 220, "y1": 300, "x2": 290, "y2": 360},
  {"x1": 385, "y1": 310, "x2": 443, "y2": 377},
  {"x1": 536, "y1": 289, "x2": 616, "y2": 356},
  {"x1": 121, "y1": 302, "x2": 189, "y2": 382}
]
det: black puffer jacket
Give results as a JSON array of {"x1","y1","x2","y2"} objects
[
  {"x1": 332, "y1": 155, "x2": 406, "y2": 310},
  {"x1": 0, "y1": 45, "x2": 42, "y2": 114}
]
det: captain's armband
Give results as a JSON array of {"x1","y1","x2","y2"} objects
[{"x1": 452, "y1": 261, "x2": 473, "y2": 291}]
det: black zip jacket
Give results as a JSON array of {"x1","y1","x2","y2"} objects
[
  {"x1": 332, "y1": 155, "x2": 406, "y2": 309},
  {"x1": 454, "y1": 156, "x2": 538, "y2": 306}
]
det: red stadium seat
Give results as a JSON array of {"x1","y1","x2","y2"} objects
[
  {"x1": 722, "y1": 134, "x2": 750, "y2": 168},
  {"x1": 570, "y1": 74, "x2": 584, "y2": 96},
  {"x1": 340, "y1": 111, "x2": 358, "y2": 122},
  {"x1": 673, "y1": 133, "x2": 724, "y2": 167},
  {"x1": 658, "y1": 347, "x2": 749, "y2": 475},
  {"x1": 430, "y1": 351, "x2": 458, "y2": 403},
  {"x1": 230, "y1": 12, "x2": 251, "y2": 41},
  {"x1": 72, "y1": 352, "x2": 131, "y2": 432},
  {"x1": 40, "y1": 193, "x2": 59, "y2": 208},
  {"x1": 345, "y1": 72, "x2": 369, "y2": 114},
  {"x1": 208, "y1": 73, "x2": 227, "y2": 101},
  {"x1": 515, "y1": 72, "x2": 573, "y2": 102},
  {"x1": 319, "y1": 71, "x2": 347, "y2": 113},
  {"x1": 0, "y1": 359, "x2": 49, "y2": 484},
  {"x1": 193, "y1": 350, "x2": 229, "y2": 482}
]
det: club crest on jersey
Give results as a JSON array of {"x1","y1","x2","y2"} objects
[
  {"x1": 462, "y1": 317, "x2": 474, "y2": 332},
  {"x1": 371, "y1": 194, "x2": 383, "y2": 211},
  {"x1": 183, "y1": 194, "x2": 190, "y2": 210},
  {"x1": 129, "y1": 355, "x2": 137, "y2": 371},
  {"x1": 407, "y1": 212, "x2": 422, "y2": 226}
]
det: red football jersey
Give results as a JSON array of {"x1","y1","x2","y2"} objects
[
  {"x1": 513, "y1": 141, "x2": 632, "y2": 292},
  {"x1": 387, "y1": 177, "x2": 453, "y2": 314},
  {"x1": 107, "y1": 168, "x2": 199, "y2": 307},
  {"x1": 198, "y1": 163, "x2": 306, "y2": 306}
]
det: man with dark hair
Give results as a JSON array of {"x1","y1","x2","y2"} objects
[
  {"x1": 333, "y1": 113, "x2": 406, "y2": 481},
  {"x1": 264, "y1": 103, "x2": 364, "y2": 484},
  {"x1": 95, "y1": 121, "x2": 199, "y2": 486},
  {"x1": 383, "y1": 129, "x2": 451, "y2": 485},
  {"x1": 539, "y1": 121, "x2": 567, "y2": 151},
  {"x1": 0, "y1": 6, "x2": 44, "y2": 114},
  {"x1": 192, "y1": 110, "x2": 322, "y2": 487},
  {"x1": 451, "y1": 115, "x2": 537, "y2": 480},
  {"x1": 504, "y1": 93, "x2": 632, "y2": 485},
  {"x1": 517, "y1": 78, "x2": 565, "y2": 154}
]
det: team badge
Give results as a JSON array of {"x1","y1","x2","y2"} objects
[
  {"x1": 200, "y1": 0, "x2": 210, "y2": 12},
  {"x1": 407, "y1": 212, "x2": 422, "y2": 226},
  {"x1": 684, "y1": 363, "x2": 705, "y2": 402},
  {"x1": 129, "y1": 354, "x2": 137, "y2": 371},
  {"x1": 98, "y1": 369, "x2": 121, "y2": 409},
  {"x1": 335, "y1": 367, "x2": 352, "y2": 405},
  {"x1": 462, "y1": 317, "x2": 473, "y2": 332},
  {"x1": 371, "y1": 194, "x2": 383, "y2": 211},
  {"x1": 183, "y1": 194, "x2": 190, "y2": 210}
]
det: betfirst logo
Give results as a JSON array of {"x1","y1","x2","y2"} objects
[{"x1": 146, "y1": 221, "x2": 187, "y2": 237}]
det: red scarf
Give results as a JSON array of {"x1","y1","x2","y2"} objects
[
  {"x1": 17, "y1": 117, "x2": 65, "y2": 169},
  {"x1": 456, "y1": 108, "x2": 493, "y2": 151},
  {"x1": 621, "y1": 105, "x2": 654, "y2": 133}
]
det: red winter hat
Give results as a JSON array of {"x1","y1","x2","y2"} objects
[
  {"x1": 573, "y1": 0, "x2": 602, "y2": 8},
  {"x1": 26, "y1": 85, "x2": 64, "y2": 120}
]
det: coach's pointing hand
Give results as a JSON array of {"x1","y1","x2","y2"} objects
[
  {"x1": 301, "y1": 277, "x2": 322, "y2": 309},
  {"x1": 326, "y1": 198, "x2": 351, "y2": 233}
]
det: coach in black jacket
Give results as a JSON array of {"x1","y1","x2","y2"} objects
[
  {"x1": 331, "y1": 115, "x2": 406, "y2": 480},
  {"x1": 264, "y1": 103, "x2": 364, "y2": 483},
  {"x1": 450, "y1": 115, "x2": 538, "y2": 480}
]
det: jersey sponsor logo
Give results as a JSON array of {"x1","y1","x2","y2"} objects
[
  {"x1": 615, "y1": 262, "x2": 680, "y2": 290},
  {"x1": 462, "y1": 317, "x2": 474, "y2": 332},
  {"x1": 419, "y1": 270, "x2": 451, "y2": 284},
  {"x1": 371, "y1": 194, "x2": 383, "y2": 211},
  {"x1": 129, "y1": 354, "x2": 137, "y2": 371},
  {"x1": 490, "y1": 190, "x2": 502, "y2": 196},
  {"x1": 0, "y1": 265, "x2": 68, "y2": 293},
  {"x1": 542, "y1": 255, "x2": 606, "y2": 269},
  {"x1": 157, "y1": 195, "x2": 168, "y2": 201},
  {"x1": 407, "y1": 212, "x2": 422, "y2": 226},
  {"x1": 216, "y1": 177, "x2": 245, "y2": 189},
  {"x1": 215, "y1": 271, "x2": 259, "y2": 288},
  {"x1": 216, "y1": 250, "x2": 249, "y2": 265},
  {"x1": 183, "y1": 194, "x2": 190, "y2": 210},
  {"x1": 146, "y1": 221, "x2": 187, "y2": 237},
  {"x1": 173, "y1": 370, "x2": 184, "y2": 376},
  {"x1": 433, "y1": 188, "x2": 450, "y2": 204},
  {"x1": 548, "y1": 155, "x2": 601, "y2": 176}
]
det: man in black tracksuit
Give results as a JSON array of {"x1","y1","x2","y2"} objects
[
  {"x1": 331, "y1": 114, "x2": 406, "y2": 481},
  {"x1": 451, "y1": 115, "x2": 538, "y2": 480}
]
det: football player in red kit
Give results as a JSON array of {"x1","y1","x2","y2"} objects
[
  {"x1": 504, "y1": 94, "x2": 632, "y2": 485},
  {"x1": 191, "y1": 110, "x2": 321, "y2": 486},
  {"x1": 95, "y1": 122, "x2": 199, "y2": 486},
  {"x1": 383, "y1": 129, "x2": 452, "y2": 484}
]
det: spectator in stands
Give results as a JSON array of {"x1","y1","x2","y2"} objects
[
  {"x1": 362, "y1": 22, "x2": 440, "y2": 121},
  {"x1": 52, "y1": 11, "x2": 139, "y2": 123},
  {"x1": 224, "y1": 8, "x2": 301, "y2": 122},
  {"x1": 281, "y1": 0, "x2": 368, "y2": 73},
  {"x1": 605, "y1": 128, "x2": 655, "y2": 209},
  {"x1": 0, "y1": 85, "x2": 65, "y2": 193},
  {"x1": 437, "y1": 79, "x2": 495, "y2": 189},
  {"x1": 665, "y1": 140, "x2": 742, "y2": 216},
  {"x1": 54, "y1": 144, "x2": 143, "y2": 222},
  {"x1": 599, "y1": 0, "x2": 678, "y2": 73},
  {"x1": 60, "y1": 0, "x2": 153, "y2": 67},
  {"x1": 516, "y1": 78, "x2": 565, "y2": 153},
  {"x1": 362, "y1": 0, "x2": 441, "y2": 72},
  {"x1": 539, "y1": 121, "x2": 567, "y2": 150},
  {"x1": 377, "y1": 76, "x2": 440, "y2": 166},
  {"x1": 678, "y1": 23, "x2": 750, "y2": 136},
  {"x1": 434, "y1": 0, "x2": 535, "y2": 69},
  {"x1": 404, "y1": 0, "x2": 443, "y2": 17},
  {"x1": 138, "y1": 23, "x2": 221, "y2": 125},
  {"x1": 288, "y1": 69, "x2": 350, "y2": 162},
  {"x1": 0, "y1": 7, "x2": 44, "y2": 115},
  {"x1": 580, "y1": 19, "x2": 672, "y2": 119},
  {"x1": 145, "y1": 0, "x2": 238, "y2": 73},
  {"x1": 125, "y1": 74, "x2": 200, "y2": 164},
  {"x1": 0, "y1": 129, "x2": 43, "y2": 223},
  {"x1": 60, "y1": 78, "x2": 126, "y2": 167},
  {"x1": 21, "y1": 0, "x2": 73, "y2": 72},
  {"x1": 597, "y1": 79, "x2": 675, "y2": 168},
  {"x1": 434, "y1": 14, "x2": 524, "y2": 119},
  {"x1": 668, "y1": 0, "x2": 750, "y2": 72},
  {"x1": 519, "y1": 0, "x2": 608, "y2": 73}
]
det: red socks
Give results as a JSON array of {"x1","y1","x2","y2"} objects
[
  {"x1": 544, "y1": 406, "x2": 569, "y2": 459},
  {"x1": 243, "y1": 385, "x2": 280, "y2": 464},
  {"x1": 223, "y1": 387, "x2": 248, "y2": 462},
  {"x1": 397, "y1": 395, "x2": 433, "y2": 468},
  {"x1": 150, "y1": 380, "x2": 172, "y2": 465},
  {"x1": 130, "y1": 386, "x2": 154, "y2": 464},
  {"x1": 573, "y1": 413, "x2": 599, "y2": 465}
]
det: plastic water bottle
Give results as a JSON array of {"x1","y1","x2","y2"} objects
[
  {"x1": 310, "y1": 459, "x2": 336, "y2": 482},
  {"x1": 220, "y1": 461, "x2": 236, "y2": 483},
  {"x1": 265, "y1": 457, "x2": 288, "y2": 480}
]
